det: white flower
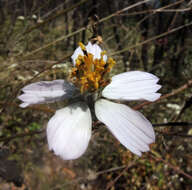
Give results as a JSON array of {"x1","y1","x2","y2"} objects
[{"x1": 18, "y1": 42, "x2": 161, "y2": 160}]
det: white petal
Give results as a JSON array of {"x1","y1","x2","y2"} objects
[
  {"x1": 86, "y1": 42, "x2": 107, "y2": 61},
  {"x1": 47, "y1": 102, "x2": 92, "y2": 160},
  {"x1": 18, "y1": 80, "x2": 77, "y2": 107},
  {"x1": 85, "y1": 42, "x2": 94, "y2": 54},
  {"x1": 95, "y1": 99, "x2": 155, "y2": 156},
  {"x1": 102, "y1": 71, "x2": 161, "y2": 102},
  {"x1": 86, "y1": 42, "x2": 102, "y2": 60},
  {"x1": 103, "y1": 54, "x2": 107, "y2": 62},
  {"x1": 71, "y1": 42, "x2": 107, "y2": 65},
  {"x1": 19, "y1": 102, "x2": 30, "y2": 108},
  {"x1": 71, "y1": 47, "x2": 84, "y2": 65}
]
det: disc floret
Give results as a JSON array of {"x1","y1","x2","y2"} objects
[{"x1": 70, "y1": 42, "x2": 115, "y2": 93}]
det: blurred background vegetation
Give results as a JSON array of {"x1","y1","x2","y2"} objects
[{"x1": 0, "y1": 0, "x2": 192, "y2": 189}]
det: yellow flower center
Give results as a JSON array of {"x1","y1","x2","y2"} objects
[{"x1": 70, "y1": 42, "x2": 115, "y2": 93}]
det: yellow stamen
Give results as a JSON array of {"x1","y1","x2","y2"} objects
[
  {"x1": 79, "y1": 42, "x2": 86, "y2": 51},
  {"x1": 70, "y1": 42, "x2": 116, "y2": 93}
]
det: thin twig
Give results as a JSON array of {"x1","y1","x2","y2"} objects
[
  {"x1": 154, "y1": 8, "x2": 191, "y2": 12},
  {"x1": 106, "y1": 162, "x2": 136, "y2": 190},
  {"x1": 96, "y1": 165, "x2": 127, "y2": 175},
  {"x1": 156, "y1": 130, "x2": 192, "y2": 138},
  {"x1": 0, "y1": 102, "x2": 55, "y2": 114},
  {"x1": 153, "y1": 122, "x2": 192, "y2": 127}
]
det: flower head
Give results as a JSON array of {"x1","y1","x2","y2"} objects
[{"x1": 18, "y1": 42, "x2": 161, "y2": 160}]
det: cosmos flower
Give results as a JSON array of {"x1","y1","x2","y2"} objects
[{"x1": 18, "y1": 42, "x2": 161, "y2": 160}]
